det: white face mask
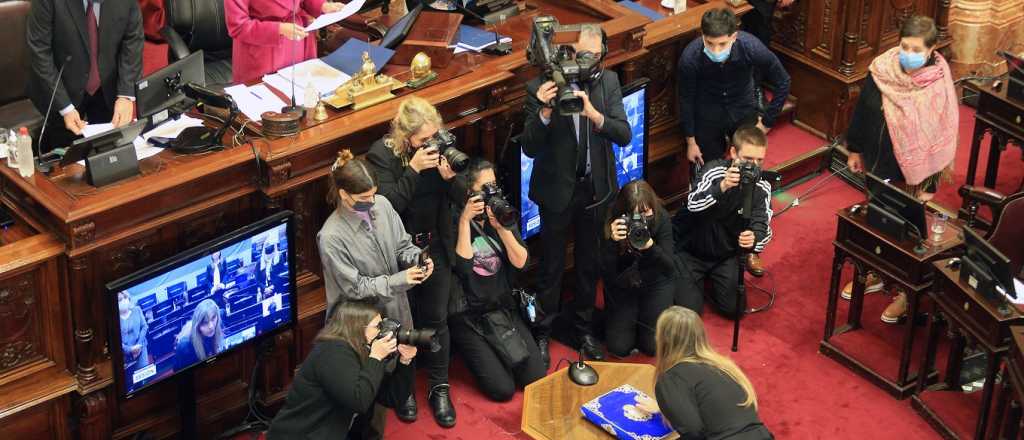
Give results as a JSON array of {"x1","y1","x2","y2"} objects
[{"x1": 119, "y1": 298, "x2": 131, "y2": 313}]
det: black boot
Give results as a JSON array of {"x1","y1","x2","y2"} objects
[
  {"x1": 395, "y1": 394, "x2": 417, "y2": 423},
  {"x1": 428, "y1": 384, "x2": 456, "y2": 428},
  {"x1": 579, "y1": 334, "x2": 605, "y2": 361},
  {"x1": 537, "y1": 337, "x2": 550, "y2": 371}
]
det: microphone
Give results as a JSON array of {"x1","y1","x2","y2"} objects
[
  {"x1": 36, "y1": 55, "x2": 73, "y2": 171},
  {"x1": 569, "y1": 347, "x2": 599, "y2": 386},
  {"x1": 281, "y1": 1, "x2": 305, "y2": 117}
]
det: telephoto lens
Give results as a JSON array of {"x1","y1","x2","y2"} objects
[
  {"x1": 375, "y1": 318, "x2": 441, "y2": 353},
  {"x1": 480, "y1": 183, "x2": 518, "y2": 227},
  {"x1": 441, "y1": 148, "x2": 469, "y2": 172},
  {"x1": 624, "y1": 213, "x2": 651, "y2": 250}
]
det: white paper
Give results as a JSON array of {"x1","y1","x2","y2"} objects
[
  {"x1": 224, "y1": 84, "x2": 288, "y2": 121},
  {"x1": 81, "y1": 123, "x2": 114, "y2": 138},
  {"x1": 304, "y1": 0, "x2": 366, "y2": 32},
  {"x1": 1011, "y1": 278, "x2": 1024, "y2": 305},
  {"x1": 456, "y1": 36, "x2": 513, "y2": 52},
  {"x1": 263, "y1": 73, "x2": 309, "y2": 107},
  {"x1": 75, "y1": 136, "x2": 155, "y2": 167},
  {"x1": 142, "y1": 115, "x2": 205, "y2": 141},
  {"x1": 276, "y1": 58, "x2": 350, "y2": 96}
]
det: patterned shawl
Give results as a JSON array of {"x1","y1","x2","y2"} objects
[{"x1": 868, "y1": 47, "x2": 959, "y2": 185}]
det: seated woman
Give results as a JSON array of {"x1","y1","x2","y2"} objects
[
  {"x1": 636, "y1": 306, "x2": 771, "y2": 440},
  {"x1": 843, "y1": 15, "x2": 958, "y2": 323},
  {"x1": 174, "y1": 299, "x2": 224, "y2": 370},
  {"x1": 267, "y1": 301, "x2": 417, "y2": 440},
  {"x1": 601, "y1": 180, "x2": 680, "y2": 357},
  {"x1": 449, "y1": 159, "x2": 546, "y2": 402},
  {"x1": 118, "y1": 291, "x2": 150, "y2": 376}
]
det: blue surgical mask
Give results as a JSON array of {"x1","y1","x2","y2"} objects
[
  {"x1": 352, "y1": 201, "x2": 374, "y2": 212},
  {"x1": 899, "y1": 50, "x2": 927, "y2": 70},
  {"x1": 703, "y1": 44, "x2": 731, "y2": 63}
]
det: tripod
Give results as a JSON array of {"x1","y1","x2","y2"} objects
[{"x1": 731, "y1": 247, "x2": 748, "y2": 352}]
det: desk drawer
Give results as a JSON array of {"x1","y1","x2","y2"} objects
[
  {"x1": 935, "y1": 276, "x2": 1017, "y2": 349},
  {"x1": 980, "y1": 93, "x2": 1024, "y2": 141},
  {"x1": 845, "y1": 231, "x2": 920, "y2": 284}
]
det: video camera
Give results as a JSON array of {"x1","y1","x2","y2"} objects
[
  {"x1": 473, "y1": 182, "x2": 518, "y2": 228},
  {"x1": 526, "y1": 16, "x2": 602, "y2": 115},
  {"x1": 618, "y1": 212, "x2": 652, "y2": 251},
  {"x1": 425, "y1": 129, "x2": 469, "y2": 173},
  {"x1": 373, "y1": 317, "x2": 441, "y2": 356}
]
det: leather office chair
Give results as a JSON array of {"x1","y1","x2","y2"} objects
[
  {"x1": 959, "y1": 185, "x2": 1024, "y2": 273},
  {"x1": 0, "y1": 1, "x2": 42, "y2": 132},
  {"x1": 161, "y1": 0, "x2": 233, "y2": 86}
]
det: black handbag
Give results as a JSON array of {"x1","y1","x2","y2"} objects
[{"x1": 480, "y1": 308, "x2": 530, "y2": 368}]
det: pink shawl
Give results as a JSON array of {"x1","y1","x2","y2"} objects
[{"x1": 868, "y1": 47, "x2": 959, "y2": 185}]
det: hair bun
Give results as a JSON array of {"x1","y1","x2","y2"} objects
[{"x1": 334, "y1": 149, "x2": 355, "y2": 170}]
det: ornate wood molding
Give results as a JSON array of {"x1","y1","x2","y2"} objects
[
  {"x1": 269, "y1": 161, "x2": 293, "y2": 187},
  {"x1": 0, "y1": 273, "x2": 42, "y2": 374},
  {"x1": 71, "y1": 221, "x2": 95, "y2": 248}
]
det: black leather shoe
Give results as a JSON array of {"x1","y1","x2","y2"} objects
[
  {"x1": 395, "y1": 394, "x2": 417, "y2": 423},
  {"x1": 579, "y1": 334, "x2": 605, "y2": 361},
  {"x1": 428, "y1": 384, "x2": 456, "y2": 428},
  {"x1": 537, "y1": 337, "x2": 550, "y2": 371}
]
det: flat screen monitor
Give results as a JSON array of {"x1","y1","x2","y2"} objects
[
  {"x1": 518, "y1": 78, "x2": 649, "y2": 240},
  {"x1": 864, "y1": 172, "x2": 928, "y2": 242},
  {"x1": 962, "y1": 227, "x2": 1016, "y2": 299},
  {"x1": 107, "y1": 211, "x2": 296, "y2": 398},
  {"x1": 136, "y1": 51, "x2": 205, "y2": 122},
  {"x1": 60, "y1": 119, "x2": 147, "y2": 166}
]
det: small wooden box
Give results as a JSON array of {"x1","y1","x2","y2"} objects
[{"x1": 391, "y1": 11, "x2": 463, "y2": 68}]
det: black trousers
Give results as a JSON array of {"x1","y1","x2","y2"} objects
[
  {"x1": 450, "y1": 311, "x2": 546, "y2": 402},
  {"x1": 675, "y1": 250, "x2": 745, "y2": 319},
  {"x1": 39, "y1": 89, "x2": 113, "y2": 153},
  {"x1": 536, "y1": 179, "x2": 607, "y2": 337},
  {"x1": 694, "y1": 110, "x2": 760, "y2": 164},
  {"x1": 603, "y1": 280, "x2": 675, "y2": 357},
  {"x1": 411, "y1": 239, "x2": 452, "y2": 387},
  {"x1": 741, "y1": 0, "x2": 777, "y2": 47}
]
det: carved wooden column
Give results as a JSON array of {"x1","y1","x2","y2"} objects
[
  {"x1": 69, "y1": 255, "x2": 97, "y2": 385},
  {"x1": 839, "y1": 0, "x2": 867, "y2": 76},
  {"x1": 948, "y1": 0, "x2": 1024, "y2": 78},
  {"x1": 76, "y1": 391, "x2": 110, "y2": 440}
]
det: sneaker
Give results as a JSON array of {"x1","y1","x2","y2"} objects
[
  {"x1": 881, "y1": 291, "x2": 908, "y2": 324},
  {"x1": 841, "y1": 272, "x2": 884, "y2": 300}
]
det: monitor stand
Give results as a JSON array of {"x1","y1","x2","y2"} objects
[{"x1": 178, "y1": 370, "x2": 199, "y2": 439}]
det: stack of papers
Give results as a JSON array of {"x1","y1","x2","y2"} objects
[
  {"x1": 224, "y1": 84, "x2": 288, "y2": 121},
  {"x1": 304, "y1": 0, "x2": 366, "y2": 32},
  {"x1": 275, "y1": 58, "x2": 351, "y2": 96},
  {"x1": 452, "y1": 25, "x2": 511, "y2": 53}
]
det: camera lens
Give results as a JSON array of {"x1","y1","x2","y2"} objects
[
  {"x1": 397, "y1": 328, "x2": 440, "y2": 352},
  {"x1": 488, "y1": 198, "x2": 519, "y2": 228},
  {"x1": 442, "y1": 148, "x2": 469, "y2": 173}
]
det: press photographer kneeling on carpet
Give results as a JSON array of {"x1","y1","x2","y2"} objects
[
  {"x1": 673, "y1": 125, "x2": 773, "y2": 316},
  {"x1": 449, "y1": 159, "x2": 546, "y2": 402}
]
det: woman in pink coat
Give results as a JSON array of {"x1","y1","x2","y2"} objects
[{"x1": 225, "y1": 0, "x2": 346, "y2": 83}]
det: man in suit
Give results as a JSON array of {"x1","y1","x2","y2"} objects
[
  {"x1": 521, "y1": 24, "x2": 631, "y2": 364},
  {"x1": 27, "y1": 0, "x2": 143, "y2": 152}
]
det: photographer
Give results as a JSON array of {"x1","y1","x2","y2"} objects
[
  {"x1": 672, "y1": 126, "x2": 773, "y2": 317},
  {"x1": 448, "y1": 159, "x2": 546, "y2": 402},
  {"x1": 601, "y1": 180, "x2": 678, "y2": 358},
  {"x1": 365, "y1": 96, "x2": 459, "y2": 427},
  {"x1": 267, "y1": 301, "x2": 416, "y2": 440},
  {"x1": 522, "y1": 23, "x2": 631, "y2": 363}
]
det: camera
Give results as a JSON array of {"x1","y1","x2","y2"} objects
[
  {"x1": 417, "y1": 247, "x2": 430, "y2": 270},
  {"x1": 526, "y1": 16, "x2": 602, "y2": 115},
  {"x1": 473, "y1": 182, "x2": 518, "y2": 228},
  {"x1": 374, "y1": 318, "x2": 441, "y2": 353},
  {"x1": 737, "y1": 160, "x2": 762, "y2": 186},
  {"x1": 425, "y1": 129, "x2": 469, "y2": 172},
  {"x1": 619, "y1": 212, "x2": 651, "y2": 251}
]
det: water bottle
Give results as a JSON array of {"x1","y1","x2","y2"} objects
[
  {"x1": 16, "y1": 127, "x2": 34, "y2": 178},
  {"x1": 0, "y1": 128, "x2": 9, "y2": 161}
]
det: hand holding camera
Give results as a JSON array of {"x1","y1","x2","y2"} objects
[
  {"x1": 461, "y1": 194, "x2": 486, "y2": 223},
  {"x1": 409, "y1": 145, "x2": 440, "y2": 173},
  {"x1": 536, "y1": 81, "x2": 557, "y2": 118},
  {"x1": 572, "y1": 90, "x2": 603, "y2": 126},
  {"x1": 404, "y1": 262, "x2": 431, "y2": 285},
  {"x1": 397, "y1": 344, "x2": 418, "y2": 365},
  {"x1": 437, "y1": 156, "x2": 457, "y2": 181},
  {"x1": 610, "y1": 218, "x2": 628, "y2": 242},
  {"x1": 369, "y1": 333, "x2": 398, "y2": 361},
  {"x1": 720, "y1": 166, "x2": 742, "y2": 192}
]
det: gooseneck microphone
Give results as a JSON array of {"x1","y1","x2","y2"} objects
[
  {"x1": 281, "y1": 0, "x2": 305, "y2": 116},
  {"x1": 36, "y1": 55, "x2": 73, "y2": 171}
]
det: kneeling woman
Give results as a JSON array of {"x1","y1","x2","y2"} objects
[
  {"x1": 601, "y1": 180, "x2": 678, "y2": 357},
  {"x1": 267, "y1": 301, "x2": 417, "y2": 439},
  {"x1": 638, "y1": 306, "x2": 772, "y2": 439},
  {"x1": 449, "y1": 159, "x2": 546, "y2": 402}
]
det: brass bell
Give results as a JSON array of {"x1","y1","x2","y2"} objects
[{"x1": 314, "y1": 100, "x2": 329, "y2": 122}]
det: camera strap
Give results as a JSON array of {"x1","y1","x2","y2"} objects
[{"x1": 470, "y1": 220, "x2": 507, "y2": 261}]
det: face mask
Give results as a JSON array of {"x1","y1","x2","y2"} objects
[
  {"x1": 703, "y1": 43, "x2": 731, "y2": 63},
  {"x1": 351, "y1": 200, "x2": 374, "y2": 212},
  {"x1": 119, "y1": 299, "x2": 130, "y2": 313},
  {"x1": 899, "y1": 50, "x2": 927, "y2": 70}
]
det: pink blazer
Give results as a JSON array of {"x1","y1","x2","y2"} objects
[{"x1": 225, "y1": 0, "x2": 327, "y2": 83}]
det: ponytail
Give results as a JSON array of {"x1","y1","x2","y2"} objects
[{"x1": 327, "y1": 149, "x2": 378, "y2": 207}]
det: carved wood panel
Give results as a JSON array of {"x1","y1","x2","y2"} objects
[{"x1": 0, "y1": 272, "x2": 43, "y2": 375}]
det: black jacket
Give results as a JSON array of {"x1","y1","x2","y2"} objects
[
  {"x1": 267, "y1": 340, "x2": 414, "y2": 440},
  {"x1": 845, "y1": 73, "x2": 904, "y2": 182},
  {"x1": 27, "y1": 0, "x2": 143, "y2": 114},
  {"x1": 521, "y1": 70, "x2": 632, "y2": 212},
  {"x1": 601, "y1": 205, "x2": 678, "y2": 289},
  {"x1": 655, "y1": 363, "x2": 772, "y2": 440},
  {"x1": 673, "y1": 159, "x2": 773, "y2": 260}
]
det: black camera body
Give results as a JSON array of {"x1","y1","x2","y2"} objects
[
  {"x1": 425, "y1": 129, "x2": 469, "y2": 172},
  {"x1": 473, "y1": 182, "x2": 518, "y2": 228},
  {"x1": 374, "y1": 318, "x2": 440, "y2": 353},
  {"x1": 526, "y1": 16, "x2": 601, "y2": 115},
  {"x1": 736, "y1": 160, "x2": 763, "y2": 220},
  {"x1": 619, "y1": 212, "x2": 651, "y2": 251}
]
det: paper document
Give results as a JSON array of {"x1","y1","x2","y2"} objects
[
  {"x1": 304, "y1": 0, "x2": 366, "y2": 32},
  {"x1": 74, "y1": 136, "x2": 158, "y2": 167},
  {"x1": 224, "y1": 84, "x2": 288, "y2": 121},
  {"x1": 81, "y1": 123, "x2": 114, "y2": 138},
  {"x1": 1011, "y1": 279, "x2": 1024, "y2": 305},
  {"x1": 276, "y1": 58, "x2": 350, "y2": 96},
  {"x1": 142, "y1": 115, "x2": 205, "y2": 142}
]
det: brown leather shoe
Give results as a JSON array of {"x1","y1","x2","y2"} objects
[{"x1": 746, "y1": 253, "x2": 765, "y2": 277}]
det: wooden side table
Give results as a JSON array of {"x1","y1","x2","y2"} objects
[
  {"x1": 911, "y1": 260, "x2": 1024, "y2": 439},
  {"x1": 821, "y1": 203, "x2": 963, "y2": 398},
  {"x1": 961, "y1": 79, "x2": 1024, "y2": 194},
  {"x1": 990, "y1": 326, "x2": 1024, "y2": 438}
]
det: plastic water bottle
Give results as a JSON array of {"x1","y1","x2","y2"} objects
[{"x1": 16, "y1": 127, "x2": 34, "y2": 178}]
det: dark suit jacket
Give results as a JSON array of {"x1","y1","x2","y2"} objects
[
  {"x1": 521, "y1": 70, "x2": 631, "y2": 213},
  {"x1": 26, "y1": 0, "x2": 143, "y2": 115}
]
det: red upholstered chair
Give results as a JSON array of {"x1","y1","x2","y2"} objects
[{"x1": 959, "y1": 185, "x2": 1024, "y2": 273}]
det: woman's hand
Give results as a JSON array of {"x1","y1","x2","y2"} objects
[
  {"x1": 409, "y1": 146, "x2": 440, "y2": 173},
  {"x1": 610, "y1": 218, "x2": 627, "y2": 242},
  {"x1": 397, "y1": 344, "x2": 418, "y2": 365},
  {"x1": 847, "y1": 152, "x2": 864, "y2": 174},
  {"x1": 369, "y1": 334, "x2": 397, "y2": 361},
  {"x1": 404, "y1": 266, "x2": 428, "y2": 285},
  {"x1": 321, "y1": 1, "x2": 344, "y2": 14},
  {"x1": 279, "y1": 22, "x2": 308, "y2": 41},
  {"x1": 421, "y1": 257, "x2": 435, "y2": 280},
  {"x1": 461, "y1": 194, "x2": 485, "y2": 223},
  {"x1": 438, "y1": 156, "x2": 457, "y2": 181},
  {"x1": 635, "y1": 394, "x2": 660, "y2": 415}
]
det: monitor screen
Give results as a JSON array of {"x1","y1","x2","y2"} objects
[
  {"x1": 136, "y1": 51, "x2": 205, "y2": 122},
  {"x1": 107, "y1": 212, "x2": 295, "y2": 397},
  {"x1": 519, "y1": 79, "x2": 649, "y2": 240}
]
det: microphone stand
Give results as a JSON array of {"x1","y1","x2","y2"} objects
[
  {"x1": 281, "y1": 0, "x2": 306, "y2": 117},
  {"x1": 36, "y1": 55, "x2": 73, "y2": 173}
]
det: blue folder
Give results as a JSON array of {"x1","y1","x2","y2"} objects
[
  {"x1": 618, "y1": 0, "x2": 665, "y2": 21},
  {"x1": 321, "y1": 39, "x2": 396, "y2": 77},
  {"x1": 456, "y1": 24, "x2": 509, "y2": 49},
  {"x1": 580, "y1": 384, "x2": 674, "y2": 440}
]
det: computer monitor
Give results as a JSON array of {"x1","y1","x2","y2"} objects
[
  {"x1": 135, "y1": 51, "x2": 205, "y2": 123},
  {"x1": 864, "y1": 173, "x2": 928, "y2": 243},
  {"x1": 961, "y1": 227, "x2": 1016, "y2": 301},
  {"x1": 517, "y1": 78, "x2": 650, "y2": 240},
  {"x1": 107, "y1": 211, "x2": 296, "y2": 398}
]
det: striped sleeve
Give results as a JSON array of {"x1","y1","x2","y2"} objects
[
  {"x1": 752, "y1": 180, "x2": 774, "y2": 253},
  {"x1": 686, "y1": 166, "x2": 727, "y2": 213}
]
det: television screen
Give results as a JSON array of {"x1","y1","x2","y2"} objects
[
  {"x1": 520, "y1": 79, "x2": 649, "y2": 240},
  {"x1": 107, "y1": 212, "x2": 295, "y2": 397}
]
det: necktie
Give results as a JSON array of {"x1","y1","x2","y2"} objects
[{"x1": 85, "y1": 1, "x2": 100, "y2": 95}]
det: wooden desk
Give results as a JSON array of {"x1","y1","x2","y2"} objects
[
  {"x1": 0, "y1": 1, "x2": 747, "y2": 438},
  {"x1": 911, "y1": 260, "x2": 1024, "y2": 439},
  {"x1": 521, "y1": 362, "x2": 678, "y2": 440},
  {"x1": 962, "y1": 79, "x2": 1024, "y2": 193},
  {"x1": 820, "y1": 203, "x2": 963, "y2": 398},
  {"x1": 990, "y1": 326, "x2": 1024, "y2": 438}
]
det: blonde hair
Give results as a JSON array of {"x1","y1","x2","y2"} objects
[
  {"x1": 655, "y1": 306, "x2": 757, "y2": 408},
  {"x1": 384, "y1": 96, "x2": 443, "y2": 164},
  {"x1": 189, "y1": 299, "x2": 224, "y2": 360},
  {"x1": 326, "y1": 149, "x2": 377, "y2": 207}
]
